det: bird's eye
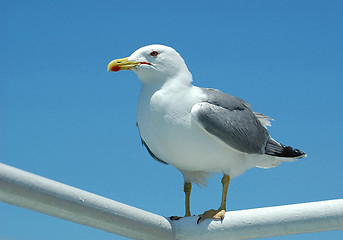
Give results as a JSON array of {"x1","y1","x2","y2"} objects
[{"x1": 150, "y1": 51, "x2": 159, "y2": 57}]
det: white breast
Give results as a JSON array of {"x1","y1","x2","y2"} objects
[{"x1": 136, "y1": 83, "x2": 263, "y2": 184}]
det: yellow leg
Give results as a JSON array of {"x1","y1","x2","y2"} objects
[
  {"x1": 170, "y1": 182, "x2": 192, "y2": 220},
  {"x1": 218, "y1": 175, "x2": 230, "y2": 211},
  {"x1": 197, "y1": 174, "x2": 230, "y2": 223},
  {"x1": 184, "y1": 182, "x2": 192, "y2": 217}
]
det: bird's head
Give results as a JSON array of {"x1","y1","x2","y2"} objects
[{"x1": 108, "y1": 44, "x2": 192, "y2": 84}]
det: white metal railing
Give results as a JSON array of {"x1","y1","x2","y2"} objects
[{"x1": 0, "y1": 162, "x2": 342, "y2": 240}]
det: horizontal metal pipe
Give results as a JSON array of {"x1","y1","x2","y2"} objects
[
  {"x1": 173, "y1": 199, "x2": 343, "y2": 240},
  {"x1": 0, "y1": 163, "x2": 174, "y2": 240}
]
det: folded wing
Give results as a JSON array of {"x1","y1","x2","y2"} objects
[{"x1": 191, "y1": 88, "x2": 270, "y2": 154}]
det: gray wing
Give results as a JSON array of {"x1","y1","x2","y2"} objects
[{"x1": 191, "y1": 88, "x2": 270, "y2": 154}]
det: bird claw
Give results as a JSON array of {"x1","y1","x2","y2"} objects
[{"x1": 197, "y1": 209, "x2": 226, "y2": 224}]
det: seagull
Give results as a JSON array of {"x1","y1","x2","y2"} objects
[{"x1": 107, "y1": 44, "x2": 306, "y2": 223}]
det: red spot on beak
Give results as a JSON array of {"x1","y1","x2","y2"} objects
[
  {"x1": 140, "y1": 62, "x2": 151, "y2": 65},
  {"x1": 111, "y1": 66, "x2": 121, "y2": 72}
]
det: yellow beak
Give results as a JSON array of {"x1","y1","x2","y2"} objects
[{"x1": 107, "y1": 57, "x2": 141, "y2": 72}]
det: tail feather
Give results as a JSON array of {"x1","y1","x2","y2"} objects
[{"x1": 265, "y1": 138, "x2": 306, "y2": 158}]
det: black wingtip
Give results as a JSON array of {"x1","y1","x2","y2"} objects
[
  {"x1": 276, "y1": 145, "x2": 306, "y2": 158},
  {"x1": 265, "y1": 138, "x2": 306, "y2": 158}
]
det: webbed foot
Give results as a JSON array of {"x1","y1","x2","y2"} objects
[{"x1": 197, "y1": 209, "x2": 225, "y2": 224}]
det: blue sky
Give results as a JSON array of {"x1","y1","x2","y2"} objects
[{"x1": 1, "y1": 0, "x2": 343, "y2": 239}]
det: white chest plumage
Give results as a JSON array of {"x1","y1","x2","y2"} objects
[
  {"x1": 136, "y1": 83, "x2": 259, "y2": 184},
  {"x1": 137, "y1": 84, "x2": 201, "y2": 160}
]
